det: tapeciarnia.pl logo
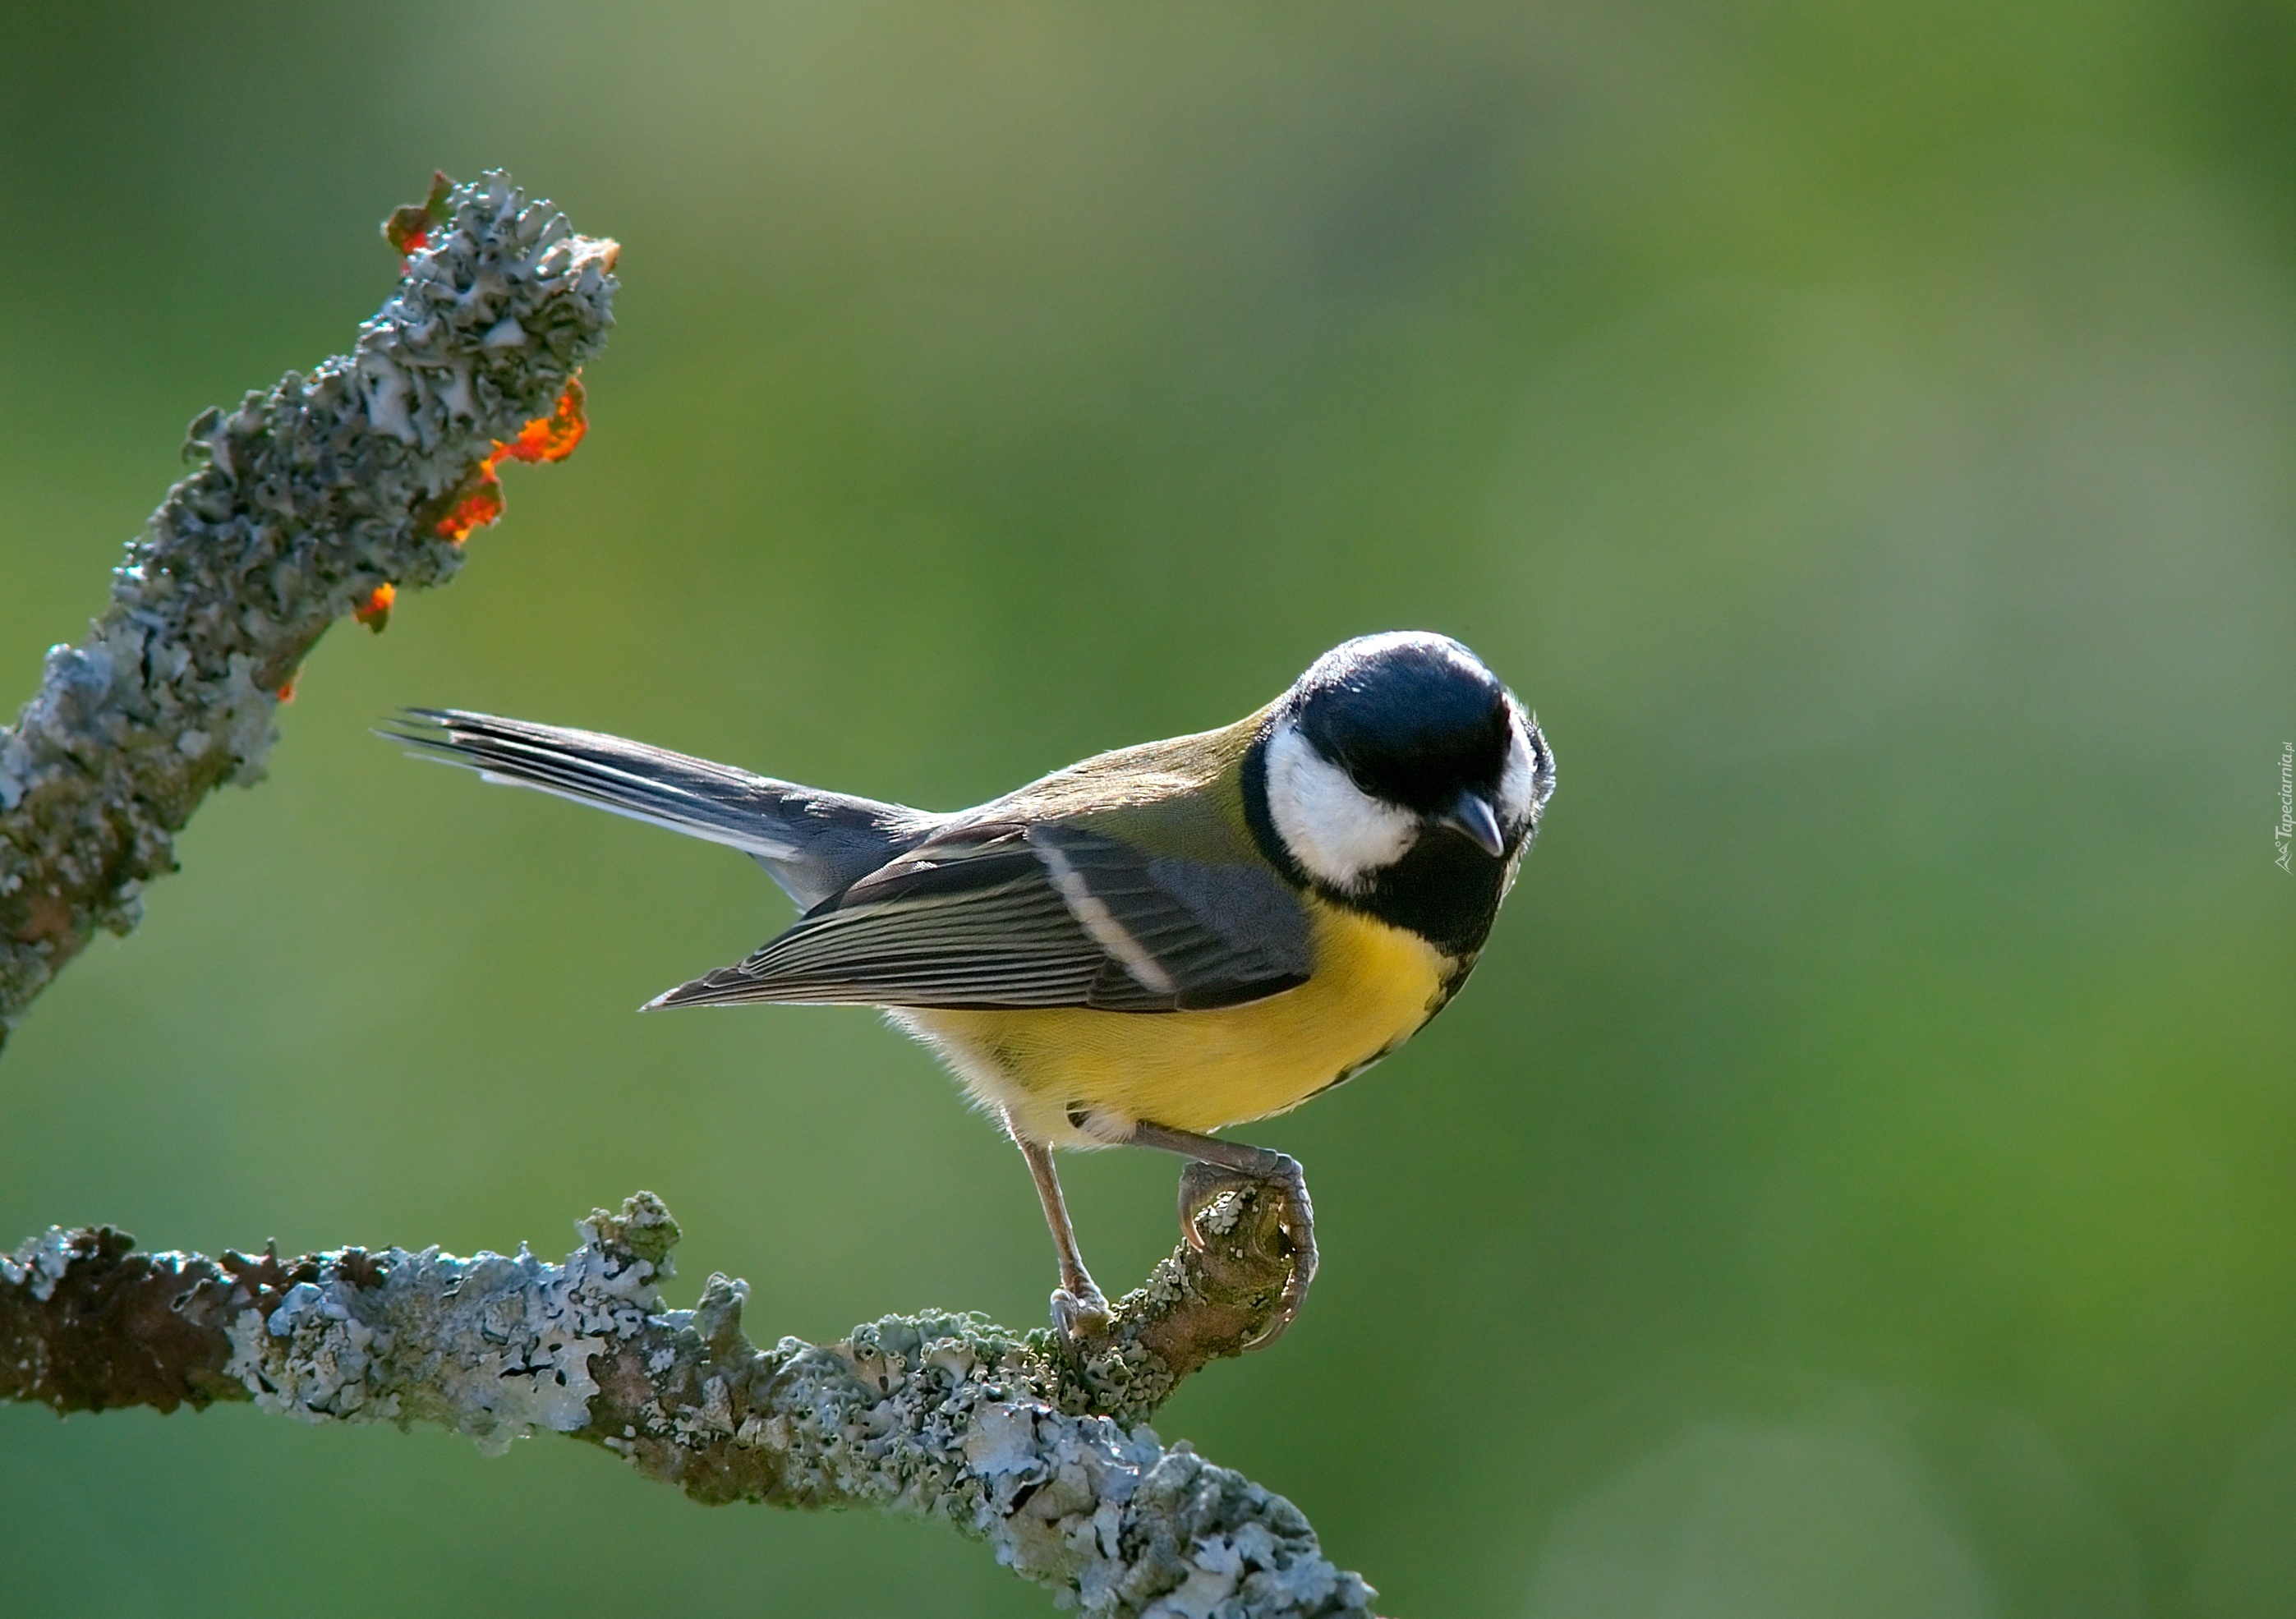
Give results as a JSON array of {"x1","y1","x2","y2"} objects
[{"x1": 2279, "y1": 742, "x2": 2293, "y2": 874}]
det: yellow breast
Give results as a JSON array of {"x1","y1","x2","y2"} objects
[{"x1": 898, "y1": 902, "x2": 1455, "y2": 1146}]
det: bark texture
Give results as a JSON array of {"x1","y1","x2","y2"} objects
[{"x1": 3, "y1": 1193, "x2": 1375, "y2": 1618}]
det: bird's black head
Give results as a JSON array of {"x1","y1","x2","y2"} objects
[
  {"x1": 1246, "y1": 632, "x2": 1554, "y2": 956},
  {"x1": 1291, "y1": 633, "x2": 1517, "y2": 816}
]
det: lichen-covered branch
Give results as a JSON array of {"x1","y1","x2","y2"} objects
[
  {"x1": 2, "y1": 1194, "x2": 1376, "y2": 1618},
  {"x1": 0, "y1": 171, "x2": 618, "y2": 1042}
]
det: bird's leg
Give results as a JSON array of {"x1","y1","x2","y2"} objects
[
  {"x1": 1122, "y1": 1120, "x2": 1318, "y2": 1350},
  {"x1": 1006, "y1": 1112, "x2": 1112, "y2": 1342}
]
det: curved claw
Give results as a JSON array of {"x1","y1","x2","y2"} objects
[{"x1": 1178, "y1": 1155, "x2": 1318, "y2": 1350}]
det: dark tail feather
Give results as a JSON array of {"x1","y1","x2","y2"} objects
[{"x1": 382, "y1": 708, "x2": 936, "y2": 908}]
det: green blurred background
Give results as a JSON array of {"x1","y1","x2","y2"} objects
[{"x1": 2, "y1": 2, "x2": 2293, "y2": 1614}]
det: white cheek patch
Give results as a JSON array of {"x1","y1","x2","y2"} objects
[
  {"x1": 1265, "y1": 722, "x2": 1417, "y2": 892},
  {"x1": 1495, "y1": 704, "x2": 1548, "y2": 836}
]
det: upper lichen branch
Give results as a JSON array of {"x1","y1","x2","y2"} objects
[
  {"x1": 1, "y1": 1194, "x2": 1375, "y2": 1619},
  {"x1": 0, "y1": 171, "x2": 618, "y2": 1041}
]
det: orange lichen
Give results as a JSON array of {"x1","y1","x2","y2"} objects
[
  {"x1": 277, "y1": 674, "x2": 300, "y2": 703},
  {"x1": 433, "y1": 374, "x2": 587, "y2": 543},
  {"x1": 497, "y1": 375, "x2": 588, "y2": 465},
  {"x1": 434, "y1": 468, "x2": 506, "y2": 544},
  {"x1": 353, "y1": 582, "x2": 396, "y2": 632}
]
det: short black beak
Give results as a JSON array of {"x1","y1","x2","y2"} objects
[{"x1": 1437, "y1": 789, "x2": 1505, "y2": 858}]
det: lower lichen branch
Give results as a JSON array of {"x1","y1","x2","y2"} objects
[{"x1": 1, "y1": 1194, "x2": 1374, "y2": 1619}]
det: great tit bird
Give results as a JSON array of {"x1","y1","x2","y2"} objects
[{"x1": 389, "y1": 632, "x2": 1553, "y2": 1345}]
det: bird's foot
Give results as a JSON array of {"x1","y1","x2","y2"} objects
[
  {"x1": 1178, "y1": 1153, "x2": 1317, "y2": 1350},
  {"x1": 1051, "y1": 1281, "x2": 1114, "y2": 1345}
]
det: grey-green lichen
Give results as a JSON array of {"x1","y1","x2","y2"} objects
[
  {"x1": 0, "y1": 1226, "x2": 77, "y2": 1303},
  {"x1": 0, "y1": 170, "x2": 616, "y2": 1040},
  {"x1": 228, "y1": 1197, "x2": 675, "y2": 1451},
  {"x1": 217, "y1": 1194, "x2": 1373, "y2": 1618}
]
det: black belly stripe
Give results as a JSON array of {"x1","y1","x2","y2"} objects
[{"x1": 1350, "y1": 843, "x2": 1507, "y2": 959}]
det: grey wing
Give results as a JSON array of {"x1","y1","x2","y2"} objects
[
  {"x1": 646, "y1": 823, "x2": 1312, "y2": 1012},
  {"x1": 383, "y1": 708, "x2": 938, "y2": 909}
]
